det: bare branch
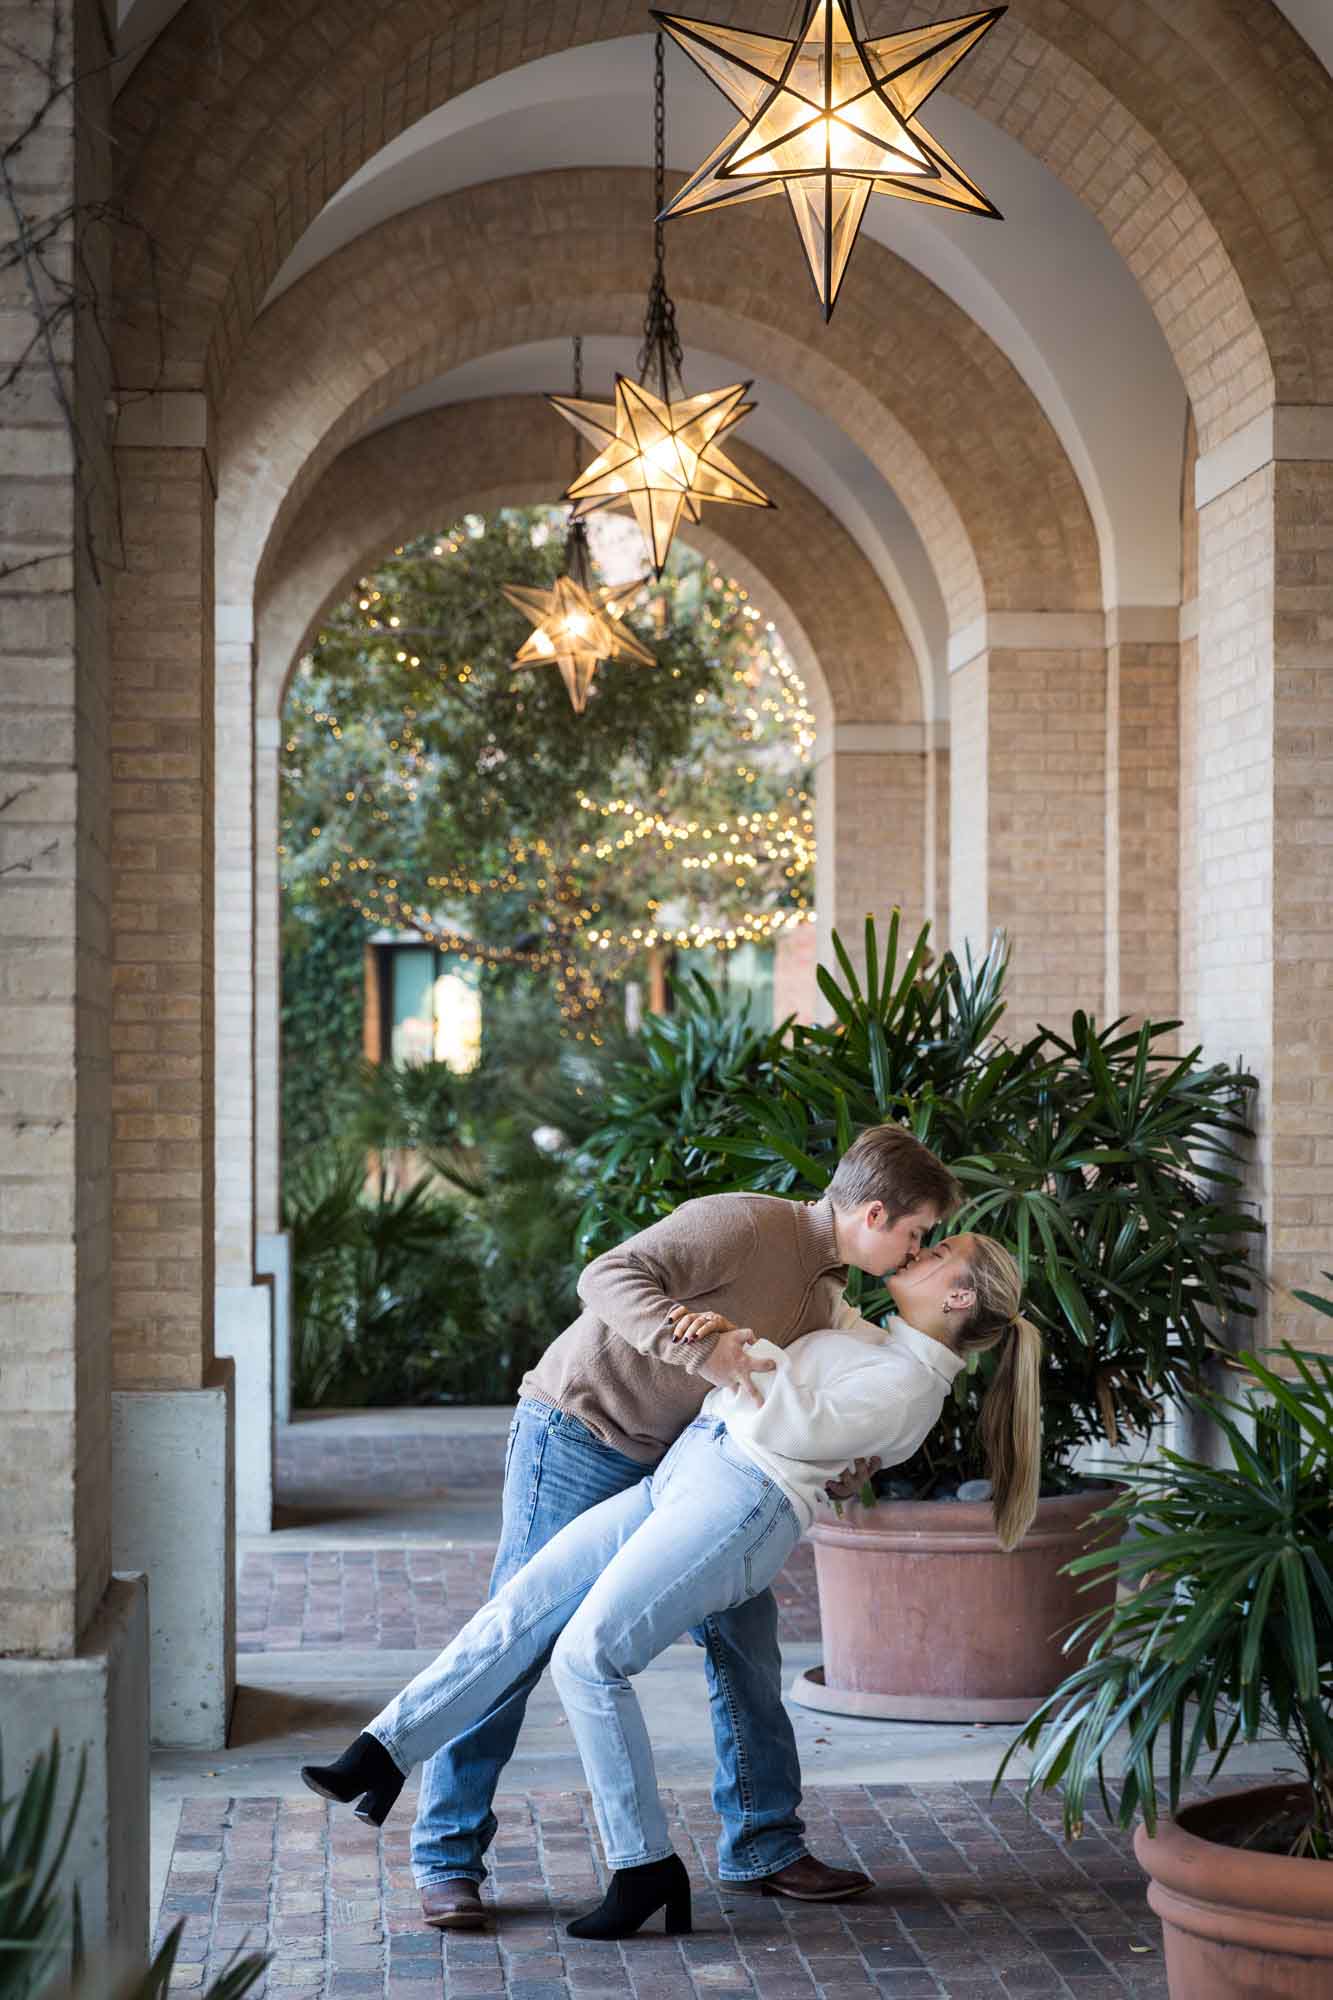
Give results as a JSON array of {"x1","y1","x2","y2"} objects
[
  {"x1": 0, "y1": 840, "x2": 60, "y2": 876},
  {"x1": 0, "y1": 549, "x2": 74, "y2": 582}
]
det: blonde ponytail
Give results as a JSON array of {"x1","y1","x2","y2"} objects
[
  {"x1": 978, "y1": 1316, "x2": 1043, "y2": 1550},
  {"x1": 954, "y1": 1238, "x2": 1044, "y2": 1551}
]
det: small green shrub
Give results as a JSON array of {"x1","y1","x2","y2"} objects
[
  {"x1": 0, "y1": 1731, "x2": 266, "y2": 2000},
  {"x1": 1003, "y1": 1326, "x2": 1333, "y2": 1858}
]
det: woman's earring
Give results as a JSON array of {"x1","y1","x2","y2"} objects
[{"x1": 941, "y1": 1302, "x2": 952, "y2": 1315}]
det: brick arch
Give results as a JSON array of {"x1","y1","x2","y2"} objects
[
  {"x1": 112, "y1": 1, "x2": 1333, "y2": 449},
  {"x1": 254, "y1": 397, "x2": 919, "y2": 730},
  {"x1": 218, "y1": 170, "x2": 1101, "y2": 639}
]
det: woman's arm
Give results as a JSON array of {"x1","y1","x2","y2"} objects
[{"x1": 733, "y1": 1338, "x2": 937, "y2": 1469}]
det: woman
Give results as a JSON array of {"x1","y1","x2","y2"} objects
[{"x1": 301, "y1": 1232, "x2": 1041, "y2": 1939}]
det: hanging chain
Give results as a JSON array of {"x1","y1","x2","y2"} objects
[
  {"x1": 570, "y1": 333, "x2": 583, "y2": 487},
  {"x1": 565, "y1": 333, "x2": 590, "y2": 584},
  {"x1": 637, "y1": 29, "x2": 684, "y2": 400}
]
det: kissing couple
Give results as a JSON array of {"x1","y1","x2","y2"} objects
[{"x1": 302, "y1": 1124, "x2": 1041, "y2": 1939}]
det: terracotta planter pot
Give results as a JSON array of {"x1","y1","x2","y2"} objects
[
  {"x1": 790, "y1": 1489, "x2": 1116, "y2": 1721},
  {"x1": 1135, "y1": 1783, "x2": 1333, "y2": 1999}
]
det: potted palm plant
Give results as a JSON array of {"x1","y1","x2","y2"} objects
[
  {"x1": 1003, "y1": 1314, "x2": 1333, "y2": 1998},
  {"x1": 579, "y1": 915, "x2": 1261, "y2": 1717}
]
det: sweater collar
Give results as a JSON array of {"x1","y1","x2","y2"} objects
[
  {"x1": 800, "y1": 1194, "x2": 847, "y2": 1280},
  {"x1": 887, "y1": 1314, "x2": 968, "y2": 1386}
]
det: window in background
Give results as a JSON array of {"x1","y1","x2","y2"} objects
[
  {"x1": 689, "y1": 942, "x2": 774, "y2": 1029},
  {"x1": 385, "y1": 943, "x2": 482, "y2": 1073}
]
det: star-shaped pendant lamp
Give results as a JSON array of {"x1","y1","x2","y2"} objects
[
  {"x1": 548, "y1": 373, "x2": 771, "y2": 577},
  {"x1": 547, "y1": 32, "x2": 773, "y2": 577},
  {"x1": 504, "y1": 518, "x2": 656, "y2": 715},
  {"x1": 655, "y1": 3, "x2": 1005, "y2": 319}
]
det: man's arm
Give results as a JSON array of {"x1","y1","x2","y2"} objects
[{"x1": 576, "y1": 1199, "x2": 761, "y2": 1371}]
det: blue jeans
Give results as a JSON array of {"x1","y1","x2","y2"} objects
[{"x1": 408, "y1": 1399, "x2": 809, "y2": 1886}]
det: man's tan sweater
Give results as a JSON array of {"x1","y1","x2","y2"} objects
[{"x1": 519, "y1": 1192, "x2": 850, "y2": 1463}]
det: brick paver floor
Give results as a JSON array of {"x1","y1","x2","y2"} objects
[
  {"x1": 276, "y1": 1432, "x2": 509, "y2": 1509},
  {"x1": 247, "y1": 1428, "x2": 821, "y2": 1655},
  {"x1": 157, "y1": 1781, "x2": 1189, "y2": 1998},
  {"x1": 237, "y1": 1544, "x2": 820, "y2": 1654}
]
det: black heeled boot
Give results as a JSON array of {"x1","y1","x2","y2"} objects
[
  {"x1": 300, "y1": 1732, "x2": 405, "y2": 1827},
  {"x1": 566, "y1": 1853, "x2": 692, "y2": 1940}
]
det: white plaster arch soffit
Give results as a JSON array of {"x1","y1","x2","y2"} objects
[
  {"x1": 262, "y1": 502, "x2": 836, "y2": 743},
  {"x1": 252, "y1": 33, "x2": 1189, "y2": 626},
  {"x1": 220, "y1": 178, "x2": 1102, "y2": 743}
]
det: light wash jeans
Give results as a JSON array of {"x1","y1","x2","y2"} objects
[{"x1": 371, "y1": 1412, "x2": 801, "y2": 1874}]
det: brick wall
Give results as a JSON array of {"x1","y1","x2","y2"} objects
[
  {"x1": 952, "y1": 649, "x2": 1107, "y2": 1038},
  {"x1": 814, "y1": 751, "x2": 928, "y2": 991},
  {"x1": 772, "y1": 923, "x2": 817, "y2": 1027},
  {"x1": 254, "y1": 728, "x2": 282, "y2": 1235},
  {"x1": 0, "y1": 0, "x2": 114, "y2": 1656},
  {"x1": 110, "y1": 429, "x2": 215, "y2": 1390},
  {"x1": 1107, "y1": 639, "x2": 1179, "y2": 1026},
  {"x1": 1191, "y1": 468, "x2": 1276, "y2": 1330},
  {"x1": 1269, "y1": 460, "x2": 1333, "y2": 1348},
  {"x1": 988, "y1": 649, "x2": 1107, "y2": 1035},
  {"x1": 949, "y1": 658, "x2": 989, "y2": 969},
  {"x1": 926, "y1": 745, "x2": 950, "y2": 955},
  {"x1": 215, "y1": 621, "x2": 254, "y2": 1285}
]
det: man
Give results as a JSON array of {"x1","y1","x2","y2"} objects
[{"x1": 414, "y1": 1124, "x2": 961, "y2": 1930}]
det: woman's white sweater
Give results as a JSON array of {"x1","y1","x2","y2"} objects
[{"x1": 701, "y1": 1316, "x2": 966, "y2": 1529}]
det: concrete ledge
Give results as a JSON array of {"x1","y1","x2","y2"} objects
[
  {"x1": 256, "y1": 1231, "x2": 292, "y2": 1427},
  {"x1": 112, "y1": 1368, "x2": 235, "y2": 1749},
  {"x1": 947, "y1": 609, "x2": 1107, "y2": 673},
  {"x1": 216, "y1": 1284, "x2": 275, "y2": 1532},
  {"x1": 1195, "y1": 404, "x2": 1333, "y2": 509},
  {"x1": 0, "y1": 1574, "x2": 150, "y2": 1966}
]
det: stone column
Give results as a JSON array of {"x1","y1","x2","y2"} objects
[
  {"x1": 1188, "y1": 408, "x2": 1333, "y2": 1352},
  {"x1": 214, "y1": 606, "x2": 273, "y2": 1531},
  {"x1": 254, "y1": 717, "x2": 290, "y2": 1423},
  {"x1": 925, "y1": 737, "x2": 950, "y2": 955},
  {"x1": 813, "y1": 728, "x2": 929, "y2": 1005},
  {"x1": 1104, "y1": 609, "x2": 1179, "y2": 1029},
  {"x1": 109, "y1": 393, "x2": 234, "y2": 1748},
  {"x1": 0, "y1": 0, "x2": 149, "y2": 1959},
  {"x1": 948, "y1": 616, "x2": 1107, "y2": 1036}
]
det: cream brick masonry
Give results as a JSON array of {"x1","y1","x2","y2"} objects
[
  {"x1": 0, "y1": 0, "x2": 150, "y2": 1960},
  {"x1": 1, "y1": 0, "x2": 113, "y2": 1663}
]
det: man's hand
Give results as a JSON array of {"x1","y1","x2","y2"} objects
[{"x1": 825, "y1": 1455, "x2": 881, "y2": 1502}]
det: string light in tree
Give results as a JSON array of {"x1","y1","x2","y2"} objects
[
  {"x1": 282, "y1": 551, "x2": 816, "y2": 1023},
  {"x1": 655, "y1": 3, "x2": 1004, "y2": 318},
  {"x1": 547, "y1": 31, "x2": 772, "y2": 575}
]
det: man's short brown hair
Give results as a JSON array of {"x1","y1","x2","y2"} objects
[{"x1": 826, "y1": 1124, "x2": 960, "y2": 1223}]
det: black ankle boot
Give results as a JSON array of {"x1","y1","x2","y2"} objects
[
  {"x1": 566, "y1": 1853, "x2": 692, "y2": 1940},
  {"x1": 300, "y1": 1732, "x2": 404, "y2": 1827}
]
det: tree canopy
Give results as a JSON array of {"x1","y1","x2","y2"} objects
[{"x1": 279, "y1": 508, "x2": 815, "y2": 1024}]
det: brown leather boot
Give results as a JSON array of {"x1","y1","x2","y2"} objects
[
  {"x1": 732, "y1": 1855, "x2": 873, "y2": 1902},
  {"x1": 420, "y1": 1878, "x2": 488, "y2": 1930}
]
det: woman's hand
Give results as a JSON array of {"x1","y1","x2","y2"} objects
[
  {"x1": 669, "y1": 1307, "x2": 775, "y2": 1406},
  {"x1": 824, "y1": 1455, "x2": 882, "y2": 1501},
  {"x1": 667, "y1": 1304, "x2": 739, "y2": 1347}
]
